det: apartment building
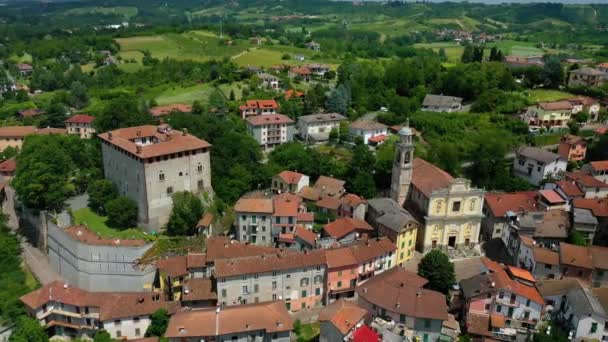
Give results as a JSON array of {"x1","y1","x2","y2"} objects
[
  {"x1": 524, "y1": 101, "x2": 573, "y2": 129},
  {"x1": 165, "y1": 301, "x2": 293, "y2": 342},
  {"x1": 20, "y1": 281, "x2": 178, "y2": 340},
  {"x1": 297, "y1": 113, "x2": 347, "y2": 143},
  {"x1": 246, "y1": 114, "x2": 295, "y2": 150},
  {"x1": 64, "y1": 114, "x2": 96, "y2": 139},
  {"x1": 99, "y1": 125, "x2": 212, "y2": 231},
  {"x1": 564, "y1": 171, "x2": 608, "y2": 199}
]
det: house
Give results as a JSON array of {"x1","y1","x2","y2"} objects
[
  {"x1": 64, "y1": 114, "x2": 96, "y2": 139},
  {"x1": 306, "y1": 41, "x2": 321, "y2": 51},
  {"x1": 528, "y1": 239, "x2": 561, "y2": 280},
  {"x1": 17, "y1": 63, "x2": 33, "y2": 76},
  {"x1": 524, "y1": 101, "x2": 573, "y2": 129},
  {"x1": 214, "y1": 249, "x2": 326, "y2": 311},
  {"x1": 421, "y1": 94, "x2": 463, "y2": 113},
  {"x1": 272, "y1": 170, "x2": 310, "y2": 193},
  {"x1": 249, "y1": 36, "x2": 263, "y2": 45},
  {"x1": 297, "y1": 113, "x2": 347, "y2": 143},
  {"x1": 316, "y1": 196, "x2": 342, "y2": 217},
  {"x1": 568, "y1": 67, "x2": 606, "y2": 87},
  {"x1": 298, "y1": 175, "x2": 346, "y2": 202},
  {"x1": 0, "y1": 158, "x2": 16, "y2": 182},
  {"x1": 565, "y1": 171, "x2": 608, "y2": 199},
  {"x1": 573, "y1": 207, "x2": 598, "y2": 244},
  {"x1": 322, "y1": 217, "x2": 373, "y2": 244},
  {"x1": 348, "y1": 121, "x2": 388, "y2": 145},
  {"x1": 513, "y1": 147, "x2": 567, "y2": 186},
  {"x1": 20, "y1": 281, "x2": 178, "y2": 341},
  {"x1": 180, "y1": 278, "x2": 217, "y2": 308},
  {"x1": 239, "y1": 99, "x2": 279, "y2": 119},
  {"x1": 504, "y1": 55, "x2": 544, "y2": 69},
  {"x1": 536, "y1": 278, "x2": 580, "y2": 312},
  {"x1": 245, "y1": 114, "x2": 295, "y2": 151},
  {"x1": 555, "y1": 286, "x2": 608, "y2": 341},
  {"x1": 319, "y1": 300, "x2": 369, "y2": 342},
  {"x1": 156, "y1": 255, "x2": 189, "y2": 300},
  {"x1": 148, "y1": 104, "x2": 192, "y2": 118},
  {"x1": 17, "y1": 108, "x2": 45, "y2": 118},
  {"x1": 573, "y1": 198, "x2": 608, "y2": 245},
  {"x1": 0, "y1": 126, "x2": 67, "y2": 151},
  {"x1": 98, "y1": 125, "x2": 212, "y2": 231},
  {"x1": 599, "y1": 62, "x2": 608, "y2": 73},
  {"x1": 481, "y1": 191, "x2": 540, "y2": 241},
  {"x1": 556, "y1": 242, "x2": 608, "y2": 286},
  {"x1": 390, "y1": 126, "x2": 485, "y2": 253},
  {"x1": 460, "y1": 258, "x2": 544, "y2": 341},
  {"x1": 288, "y1": 66, "x2": 312, "y2": 82},
  {"x1": 285, "y1": 89, "x2": 304, "y2": 100},
  {"x1": 196, "y1": 212, "x2": 214, "y2": 236},
  {"x1": 568, "y1": 96, "x2": 601, "y2": 122},
  {"x1": 246, "y1": 65, "x2": 263, "y2": 75},
  {"x1": 258, "y1": 73, "x2": 280, "y2": 90},
  {"x1": 588, "y1": 160, "x2": 608, "y2": 184},
  {"x1": 357, "y1": 268, "x2": 448, "y2": 341},
  {"x1": 305, "y1": 63, "x2": 330, "y2": 77},
  {"x1": 536, "y1": 189, "x2": 567, "y2": 211},
  {"x1": 558, "y1": 134, "x2": 587, "y2": 161},
  {"x1": 338, "y1": 193, "x2": 366, "y2": 221},
  {"x1": 366, "y1": 197, "x2": 419, "y2": 265},
  {"x1": 165, "y1": 301, "x2": 293, "y2": 342},
  {"x1": 278, "y1": 225, "x2": 317, "y2": 251}
]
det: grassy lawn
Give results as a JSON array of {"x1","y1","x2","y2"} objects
[
  {"x1": 72, "y1": 208, "x2": 151, "y2": 240},
  {"x1": 521, "y1": 89, "x2": 575, "y2": 103},
  {"x1": 65, "y1": 6, "x2": 138, "y2": 18},
  {"x1": 533, "y1": 132, "x2": 567, "y2": 146},
  {"x1": 153, "y1": 82, "x2": 243, "y2": 105},
  {"x1": 9, "y1": 53, "x2": 32, "y2": 64},
  {"x1": 22, "y1": 262, "x2": 40, "y2": 291},
  {"x1": 414, "y1": 42, "x2": 463, "y2": 62},
  {"x1": 296, "y1": 323, "x2": 320, "y2": 342}
]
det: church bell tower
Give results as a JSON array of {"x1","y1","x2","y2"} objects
[{"x1": 390, "y1": 120, "x2": 414, "y2": 207}]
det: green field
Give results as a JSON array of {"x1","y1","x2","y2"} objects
[
  {"x1": 153, "y1": 82, "x2": 243, "y2": 105},
  {"x1": 521, "y1": 89, "x2": 575, "y2": 103},
  {"x1": 414, "y1": 42, "x2": 463, "y2": 62},
  {"x1": 65, "y1": 6, "x2": 138, "y2": 19},
  {"x1": 295, "y1": 323, "x2": 320, "y2": 342},
  {"x1": 72, "y1": 208, "x2": 151, "y2": 240}
]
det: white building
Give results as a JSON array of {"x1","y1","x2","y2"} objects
[
  {"x1": 246, "y1": 114, "x2": 295, "y2": 150},
  {"x1": 64, "y1": 114, "x2": 96, "y2": 139},
  {"x1": 272, "y1": 170, "x2": 310, "y2": 193},
  {"x1": 98, "y1": 125, "x2": 212, "y2": 231},
  {"x1": 588, "y1": 161, "x2": 608, "y2": 184},
  {"x1": 348, "y1": 120, "x2": 388, "y2": 145},
  {"x1": 513, "y1": 147, "x2": 567, "y2": 186},
  {"x1": 421, "y1": 94, "x2": 463, "y2": 113},
  {"x1": 297, "y1": 113, "x2": 347, "y2": 143},
  {"x1": 258, "y1": 73, "x2": 280, "y2": 90}
]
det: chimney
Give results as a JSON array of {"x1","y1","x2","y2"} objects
[
  {"x1": 416, "y1": 290, "x2": 422, "y2": 297},
  {"x1": 136, "y1": 130, "x2": 141, "y2": 137},
  {"x1": 136, "y1": 145, "x2": 142, "y2": 154},
  {"x1": 108, "y1": 132, "x2": 113, "y2": 140},
  {"x1": 183, "y1": 128, "x2": 188, "y2": 136},
  {"x1": 363, "y1": 287, "x2": 368, "y2": 293}
]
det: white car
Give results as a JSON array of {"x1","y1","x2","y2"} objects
[
  {"x1": 379, "y1": 107, "x2": 388, "y2": 112},
  {"x1": 528, "y1": 126, "x2": 541, "y2": 134}
]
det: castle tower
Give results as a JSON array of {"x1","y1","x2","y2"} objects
[{"x1": 390, "y1": 121, "x2": 414, "y2": 207}]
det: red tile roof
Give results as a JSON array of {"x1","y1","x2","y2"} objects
[
  {"x1": 566, "y1": 171, "x2": 608, "y2": 189},
  {"x1": 559, "y1": 242, "x2": 593, "y2": 269},
  {"x1": 294, "y1": 225, "x2": 317, "y2": 246},
  {"x1": 316, "y1": 196, "x2": 342, "y2": 210},
  {"x1": 64, "y1": 114, "x2": 95, "y2": 124},
  {"x1": 340, "y1": 193, "x2": 365, "y2": 207},
  {"x1": 197, "y1": 213, "x2": 214, "y2": 227},
  {"x1": 182, "y1": 278, "x2": 216, "y2": 302},
  {"x1": 537, "y1": 189, "x2": 566, "y2": 204},
  {"x1": 481, "y1": 258, "x2": 544, "y2": 304},
  {"x1": 555, "y1": 180, "x2": 584, "y2": 197},
  {"x1": 276, "y1": 170, "x2": 305, "y2": 184},
  {"x1": 591, "y1": 161, "x2": 608, "y2": 172},
  {"x1": 596, "y1": 127, "x2": 607, "y2": 135},
  {"x1": 296, "y1": 212, "x2": 314, "y2": 222},
  {"x1": 0, "y1": 126, "x2": 37, "y2": 138},
  {"x1": 240, "y1": 100, "x2": 279, "y2": 111},
  {"x1": 412, "y1": 158, "x2": 454, "y2": 197},
  {"x1": 0, "y1": 158, "x2": 16, "y2": 173},
  {"x1": 149, "y1": 104, "x2": 192, "y2": 117},
  {"x1": 368, "y1": 134, "x2": 387, "y2": 143},
  {"x1": 573, "y1": 198, "x2": 608, "y2": 217},
  {"x1": 246, "y1": 114, "x2": 294, "y2": 126},
  {"x1": 165, "y1": 301, "x2": 293, "y2": 337},
  {"x1": 533, "y1": 247, "x2": 559, "y2": 265},
  {"x1": 318, "y1": 299, "x2": 368, "y2": 335},
  {"x1": 484, "y1": 191, "x2": 539, "y2": 217},
  {"x1": 18, "y1": 108, "x2": 44, "y2": 117},
  {"x1": 290, "y1": 66, "x2": 312, "y2": 76},
  {"x1": 98, "y1": 125, "x2": 211, "y2": 159},
  {"x1": 273, "y1": 194, "x2": 300, "y2": 217},
  {"x1": 314, "y1": 176, "x2": 346, "y2": 197},
  {"x1": 278, "y1": 233, "x2": 295, "y2": 244},
  {"x1": 325, "y1": 247, "x2": 358, "y2": 269},
  {"x1": 233, "y1": 197, "x2": 273, "y2": 214},
  {"x1": 285, "y1": 90, "x2": 305, "y2": 99},
  {"x1": 157, "y1": 255, "x2": 189, "y2": 278},
  {"x1": 539, "y1": 101, "x2": 573, "y2": 111},
  {"x1": 214, "y1": 249, "x2": 326, "y2": 278},
  {"x1": 507, "y1": 266, "x2": 536, "y2": 283},
  {"x1": 348, "y1": 237, "x2": 396, "y2": 263},
  {"x1": 186, "y1": 253, "x2": 206, "y2": 268},
  {"x1": 349, "y1": 121, "x2": 387, "y2": 131},
  {"x1": 205, "y1": 237, "x2": 282, "y2": 263},
  {"x1": 353, "y1": 325, "x2": 380, "y2": 342},
  {"x1": 63, "y1": 225, "x2": 147, "y2": 247},
  {"x1": 324, "y1": 217, "x2": 373, "y2": 240}
]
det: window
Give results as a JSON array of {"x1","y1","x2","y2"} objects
[
  {"x1": 424, "y1": 319, "x2": 431, "y2": 328},
  {"x1": 338, "y1": 271, "x2": 342, "y2": 276},
  {"x1": 198, "y1": 180, "x2": 204, "y2": 189},
  {"x1": 254, "y1": 284, "x2": 259, "y2": 293},
  {"x1": 485, "y1": 304, "x2": 490, "y2": 311},
  {"x1": 135, "y1": 328, "x2": 141, "y2": 336},
  {"x1": 166, "y1": 186, "x2": 173, "y2": 195},
  {"x1": 314, "y1": 275, "x2": 322, "y2": 284},
  {"x1": 452, "y1": 201, "x2": 461, "y2": 212},
  {"x1": 435, "y1": 200, "x2": 443, "y2": 214},
  {"x1": 300, "y1": 278, "x2": 309, "y2": 287},
  {"x1": 159, "y1": 172, "x2": 165, "y2": 182},
  {"x1": 337, "y1": 281, "x2": 342, "y2": 288},
  {"x1": 526, "y1": 299, "x2": 531, "y2": 306},
  {"x1": 116, "y1": 331, "x2": 122, "y2": 338},
  {"x1": 272, "y1": 281, "x2": 277, "y2": 290},
  {"x1": 401, "y1": 242, "x2": 405, "y2": 248},
  {"x1": 301, "y1": 290, "x2": 307, "y2": 298},
  {"x1": 272, "y1": 271, "x2": 277, "y2": 277},
  {"x1": 242, "y1": 286, "x2": 248, "y2": 294},
  {"x1": 315, "y1": 288, "x2": 321, "y2": 296},
  {"x1": 286, "y1": 274, "x2": 291, "y2": 279},
  {"x1": 272, "y1": 294, "x2": 277, "y2": 300},
  {"x1": 496, "y1": 305, "x2": 502, "y2": 313},
  {"x1": 591, "y1": 322, "x2": 598, "y2": 333},
  {"x1": 400, "y1": 252, "x2": 404, "y2": 260},
  {"x1": 400, "y1": 315, "x2": 406, "y2": 323},
  {"x1": 221, "y1": 289, "x2": 227, "y2": 298},
  {"x1": 469, "y1": 199, "x2": 477, "y2": 211},
  {"x1": 114, "y1": 319, "x2": 121, "y2": 325},
  {"x1": 133, "y1": 316, "x2": 140, "y2": 323},
  {"x1": 275, "y1": 217, "x2": 280, "y2": 224},
  {"x1": 197, "y1": 163, "x2": 203, "y2": 173}
]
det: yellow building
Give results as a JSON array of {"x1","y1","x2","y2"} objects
[
  {"x1": 366, "y1": 197, "x2": 420, "y2": 264},
  {"x1": 390, "y1": 125, "x2": 485, "y2": 253}
]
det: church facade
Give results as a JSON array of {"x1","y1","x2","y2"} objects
[{"x1": 390, "y1": 125, "x2": 485, "y2": 253}]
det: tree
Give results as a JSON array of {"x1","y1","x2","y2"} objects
[
  {"x1": 325, "y1": 84, "x2": 351, "y2": 115},
  {"x1": 418, "y1": 249, "x2": 455, "y2": 295},
  {"x1": 87, "y1": 179, "x2": 119, "y2": 215},
  {"x1": 93, "y1": 330, "x2": 113, "y2": 342},
  {"x1": 145, "y1": 308, "x2": 170, "y2": 337},
  {"x1": 438, "y1": 48, "x2": 447, "y2": 62},
  {"x1": 106, "y1": 196, "x2": 138, "y2": 229},
  {"x1": 461, "y1": 45, "x2": 474, "y2": 63},
  {"x1": 541, "y1": 56, "x2": 564, "y2": 88},
  {"x1": 567, "y1": 230, "x2": 588, "y2": 246},
  {"x1": 208, "y1": 88, "x2": 227, "y2": 114},
  {"x1": 69, "y1": 81, "x2": 89, "y2": 109},
  {"x1": 9, "y1": 316, "x2": 48, "y2": 342},
  {"x1": 95, "y1": 97, "x2": 151, "y2": 133},
  {"x1": 41, "y1": 102, "x2": 67, "y2": 128},
  {"x1": 589, "y1": 134, "x2": 608, "y2": 161},
  {"x1": 346, "y1": 143, "x2": 376, "y2": 198},
  {"x1": 229, "y1": 89, "x2": 236, "y2": 101},
  {"x1": 166, "y1": 191, "x2": 204, "y2": 236}
]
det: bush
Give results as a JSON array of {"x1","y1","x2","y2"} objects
[
  {"x1": 87, "y1": 179, "x2": 118, "y2": 215},
  {"x1": 281, "y1": 53, "x2": 291, "y2": 60},
  {"x1": 106, "y1": 196, "x2": 138, "y2": 229}
]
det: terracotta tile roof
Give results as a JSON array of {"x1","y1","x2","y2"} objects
[
  {"x1": 532, "y1": 210, "x2": 569, "y2": 239},
  {"x1": 349, "y1": 237, "x2": 396, "y2": 263},
  {"x1": 591, "y1": 161, "x2": 608, "y2": 172},
  {"x1": 234, "y1": 197, "x2": 273, "y2": 214},
  {"x1": 205, "y1": 237, "x2": 282, "y2": 263},
  {"x1": 314, "y1": 176, "x2": 346, "y2": 197},
  {"x1": 64, "y1": 114, "x2": 95, "y2": 124},
  {"x1": 285, "y1": 90, "x2": 305, "y2": 99},
  {"x1": 294, "y1": 226, "x2": 316, "y2": 246},
  {"x1": 21, "y1": 281, "x2": 92, "y2": 309},
  {"x1": 98, "y1": 125, "x2": 211, "y2": 159},
  {"x1": 466, "y1": 313, "x2": 492, "y2": 337},
  {"x1": 349, "y1": 120, "x2": 387, "y2": 131},
  {"x1": 560, "y1": 242, "x2": 593, "y2": 269},
  {"x1": 186, "y1": 253, "x2": 206, "y2": 268},
  {"x1": 573, "y1": 198, "x2": 608, "y2": 217},
  {"x1": 555, "y1": 180, "x2": 584, "y2": 197},
  {"x1": 537, "y1": 278, "x2": 581, "y2": 297},
  {"x1": 278, "y1": 233, "x2": 295, "y2": 244},
  {"x1": 356, "y1": 267, "x2": 446, "y2": 321},
  {"x1": 157, "y1": 255, "x2": 189, "y2": 278},
  {"x1": 590, "y1": 246, "x2": 608, "y2": 270},
  {"x1": 325, "y1": 248, "x2": 358, "y2": 269},
  {"x1": 246, "y1": 114, "x2": 294, "y2": 126},
  {"x1": 197, "y1": 213, "x2": 214, "y2": 227},
  {"x1": 566, "y1": 171, "x2": 608, "y2": 189},
  {"x1": 539, "y1": 101, "x2": 574, "y2": 111},
  {"x1": 17, "y1": 63, "x2": 32, "y2": 71},
  {"x1": 276, "y1": 170, "x2": 305, "y2": 184},
  {"x1": 520, "y1": 235, "x2": 535, "y2": 247},
  {"x1": 340, "y1": 193, "x2": 365, "y2": 207},
  {"x1": 0, "y1": 126, "x2": 37, "y2": 138},
  {"x1": 560, "y1": 134, "x2": 585, "y2": 146},
  {"x1": 18, "y1": 108, "x2": 44, "y2": 117},
  {"x1": 214, "y1": 249, "x2": 326, "y2": 278},
  {"x1": 323, "y1": 217, "x2": 373, "y2": 240},
  {"x1": 507, "y1": 266, "x2": 536, "y2": 283},
  {"x1": 480, "y1": 258, "x2": 544, "y2": 304},
  {"x1": 368, "y1": 134, "x2": 387, "y2": 143},
  {"x1": 63, "y1": 225, "x2": 147, "y2": 247},
  {"x1": 273, "y1": 194, "x2": 299, "y2": 217},
  {"x1": 484, "y1": 191, "x2": 539, "y2": 217},
  {"x1": 318, "y1": 299, "x2": 368, "y2": 335},
  {"x1": 411, "y1": 158, "x2": 454, "y2": 197},
  {"x1": 533, "y1": 247, "x2": 559, "y2": 265},
  {"x1": 296, "y1": 212, "x2": 314, "y2": 222},
  {"x1": 182, "y1": 278, "x2": 216, "y2": 302},
  {"x1": 297, "y1": 186, "x2": 321, "y2": 201},
  {"x1": 131, "y1": 338, "x2": 159, "y2": 342},
  {"x1": 0, "y1": 158, "x2": 16, "y2": 173},
  {"x1": 316, "y1": 196, "x2": 342, "y2": 210},
  {"x1": 165, "y1": 301, "x2": 293, "y2": 337},
  {"x1": 290, "y1": 66, "x2": 312, "y2": 76},
  {"x1": 596, "y1": 127, "x2": 607, "y2": 135},
  {"x1": 592, "y1": 287, "x2": 608, "y2": 313},
  {"x1": 36, "y1": 127, "x2": 67, "y2": 135},
  {"x1": 149, "y1": 104, "x2": 192, "y2": 117},
  {"x1": 537, "y1": 189, "x2": 566, "y2": 204}
]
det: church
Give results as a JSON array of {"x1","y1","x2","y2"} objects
[{"x1": 390, "y1": 124, "x2": 485, "y2": 253}]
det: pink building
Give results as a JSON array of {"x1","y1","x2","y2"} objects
[{"x1": 558, "y1": 134, "x2": 587, "y2": 161}]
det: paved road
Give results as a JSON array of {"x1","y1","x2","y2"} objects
[{"x1": 3, "y1": 186, "x2": 62, "y2": 285}]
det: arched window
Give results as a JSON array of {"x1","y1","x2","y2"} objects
[
  {"x1": 313, "y1": 275, "x2": 322, "y2": 284},
  {"x1": 300, "y1": 278, "x2": 310, "y2": 287}
]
